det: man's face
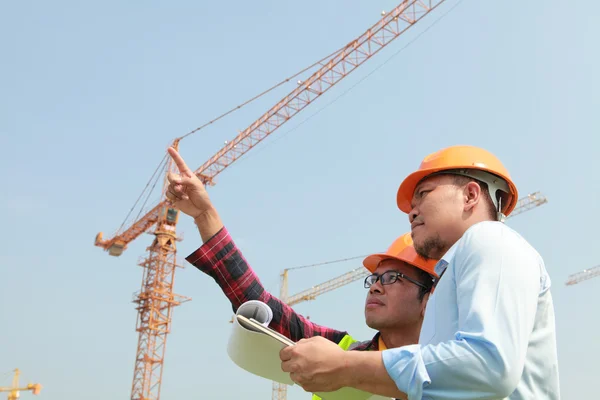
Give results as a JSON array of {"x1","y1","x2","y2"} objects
[
  {"x1": 364, "y1": 259, "x2": 428, "y2": 331},
  {"x1": 409, "y1": 174, "x2": 464, "y2": 260}
]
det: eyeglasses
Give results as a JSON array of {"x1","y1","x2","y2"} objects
[{"x1": 364, "y1": 270, "x2": 430, "y2": 289}]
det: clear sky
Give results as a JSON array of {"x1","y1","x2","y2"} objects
[{"x1": 1, "y1": 0, "x2": 598, "y2": 399}]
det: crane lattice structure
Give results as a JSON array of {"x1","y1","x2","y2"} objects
[
  {"x1": 511, "y1": 191, "x2": 548, "y2": 216},
  {"x1": 281, "y1": 268, "x2": 367, "y2": 307},
  {"x1": 565, "y1": 265, "x2": 600, "y2": 286},
  {"x1": 0, "y1": 369, "x2": 41, "y2": 400},
  {"x1": 94, "y1": 1, "x2": 452, "y2": 399},
  {"x1": 271, "y1": 191, "x2": 548, "y2": 400}
]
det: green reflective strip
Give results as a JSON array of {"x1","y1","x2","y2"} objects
[
  {"x1": 337, "y1": 333, "x2": 358, "y2": 350},
  {"x1": 311, "y1": 334, "x2": 358, "y2": 400}
]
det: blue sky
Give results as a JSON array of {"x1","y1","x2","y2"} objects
[{"x1": 1, "y1": 0, "x2": 598, "y2": 399}]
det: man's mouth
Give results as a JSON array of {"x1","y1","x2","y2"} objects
[
  {"x1": 366, "y1": 298, "x2": 385, "y2": 308},
  {"x1": 411, "y1": 221, "x2": 424, "y2": 231}
]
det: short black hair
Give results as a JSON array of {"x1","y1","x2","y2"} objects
[{"x1": 414, "y1": 268, "x2": 435, "y2": 301}]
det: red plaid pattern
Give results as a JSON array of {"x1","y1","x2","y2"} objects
[{"x1": 186, "y1": 226, "x2": 379, "y2": 349}]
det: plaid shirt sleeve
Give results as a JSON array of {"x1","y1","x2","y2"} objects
[{"x1": 185, "y1": 226, "x2": 348, "y2": 344}]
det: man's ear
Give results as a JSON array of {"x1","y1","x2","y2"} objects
[{"x1": 463, "y1": 181, "x2": 482, "y2": 212}]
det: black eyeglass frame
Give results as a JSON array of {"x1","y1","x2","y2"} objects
[{"x1": 364, "y1": 269, "x2": 432, "y2": 290}]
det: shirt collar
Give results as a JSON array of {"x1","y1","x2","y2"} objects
[
  {"x1": 433, "y1": 222, "x2": 491, "y2": 276},
  {"x1": 434, "y1": 240, "x2": 460, "y2": 277}
]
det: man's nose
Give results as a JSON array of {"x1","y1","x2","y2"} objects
[
  {"x1": 409, "y1": 207, "x2": 419, "y2": 223},
  {"x1": 369, "y1": 280, "x2": 384, "y2": 295}
]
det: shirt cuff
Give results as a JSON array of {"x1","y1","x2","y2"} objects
[
  {"x1": 185, "y1": 226, "x2": 231, "y2": 272},
  {"x1": 382, "y1": 345, "x2": 431, "y2": 400}
]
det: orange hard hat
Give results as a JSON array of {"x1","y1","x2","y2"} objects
[
  {"x1": 396, "y1": 145, "x2": 518, "y2": 218},
  {"x1": 363, "y1": 233, "x2": 438, "y2": 277}
]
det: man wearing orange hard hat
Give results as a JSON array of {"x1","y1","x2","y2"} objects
[
  {"x1": 163, "y1": 147, "x2": 440, "y2": 400},
  {"x1": 279, "y1": 145, "x2": 560, "y2": 400}
]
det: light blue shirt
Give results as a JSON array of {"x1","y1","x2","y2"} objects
[{"x1": 382, "y1": 221, "x2": 560, "y2": 399}]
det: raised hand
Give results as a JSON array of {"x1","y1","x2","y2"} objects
[{"x1": 166, "y1": 147, "x2": 214, "y2": 219}]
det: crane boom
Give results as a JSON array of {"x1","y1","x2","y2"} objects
[
  {"x1": 192, "y1": 0, "x2": 447, "y2": 181},
  {"x1": 95, "y1": 0, "x2": 448, "y2": 256},
  {"x1": 508, "y1": 191, "x2": 548, "y2": 218},
  {"x1": 95, "y1": 201, "x2": 166, "y2": 256},
  {"x1": 0, "y1": 369, "x2": 42, "y2": 399},
  {"x1": 565, "y1": 265, "x2": 600, "y2": 286},
  {"x1": 286, "y1": 266, "x2": 367, "y2": 307}
]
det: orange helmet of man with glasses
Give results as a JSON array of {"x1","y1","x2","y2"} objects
[{"x1": 361, "y1": 233, "x2": 438, "y2": 338}]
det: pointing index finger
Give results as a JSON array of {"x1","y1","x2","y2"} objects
[{"x1": 167, "y1": 147, "x2": 193, "y2": 177}]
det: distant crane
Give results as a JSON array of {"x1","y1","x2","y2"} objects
[
  {"x1": 0, "y1": 369, "x2": 41, "y2": 400},
  {"x1": 509, "y1": 191, "x2": 548, "y2": 217},
  {"x1": 269, "y1": 190, "x2": 548, "y2": 400},
  {"x1": 565, "y1": 265, "x2": 600, "y2": 286}
]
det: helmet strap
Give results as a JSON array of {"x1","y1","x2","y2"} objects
[{"x1": 497, "y1": 197, "x2": 506, "y2": 223}]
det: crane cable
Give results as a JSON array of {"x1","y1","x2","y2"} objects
[
  {"x1": 221, "y1": 0, "x2": 467, "y2": 167},
  {"x1": 116, "y1": 154, "x2": 168, "y2": 235},
  {"x1": 286, "y1": 253, "x2": 377, "y2": 271},
  {"x1": 177, "y1": 45, "x2": 350, "y2": 141},
  {"x1": 0, "y1": 369, "x2": 13, "y2": 386}
]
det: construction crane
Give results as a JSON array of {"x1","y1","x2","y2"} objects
[
  {"x1": 565, "y1": 265, "x2": 600, "y2": 286},
  {"x1": 94, "y1": 2, "x2": 450, "y2": 399},
  {"x1": 0, "y1": 369, "x2": 41, "y2": 400},
  {"x1": 270, "y1": 190, "x2": 548, "y2": 399},
  {"x1": 510, "y1": 191, "x2": 548, "y2": 217},
  {"x1": 281, "y1": 267, "x2": 367, "y2": 307}
]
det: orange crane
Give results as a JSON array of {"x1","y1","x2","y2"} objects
[
  {"x1": 94, "y1": 2, "x2": 450, "y2": 399},
  {"x1": 565, "y1": 265, "x2": 600, "y2": 286},
  {"x1": 0, "y1": 369, "x2": 41, "y2": 400},
  {"x1": 270, "y1": 191, "x2": 548, "y2": 400}
]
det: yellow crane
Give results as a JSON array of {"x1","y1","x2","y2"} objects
[{"x1": 0, "y1": 369, "x2": 41, "y2": 400}]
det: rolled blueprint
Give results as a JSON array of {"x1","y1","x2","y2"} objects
[{"x1": 227, "y1": 301, "x2": 295, "y2": 385}]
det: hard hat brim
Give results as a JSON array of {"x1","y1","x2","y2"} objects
[
  {"x1": 363, "y1": 253, "x2": 402, "y2": 273},
  {"x1": 396, "y1": 168, "x2": 437, "y2": 214}
]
